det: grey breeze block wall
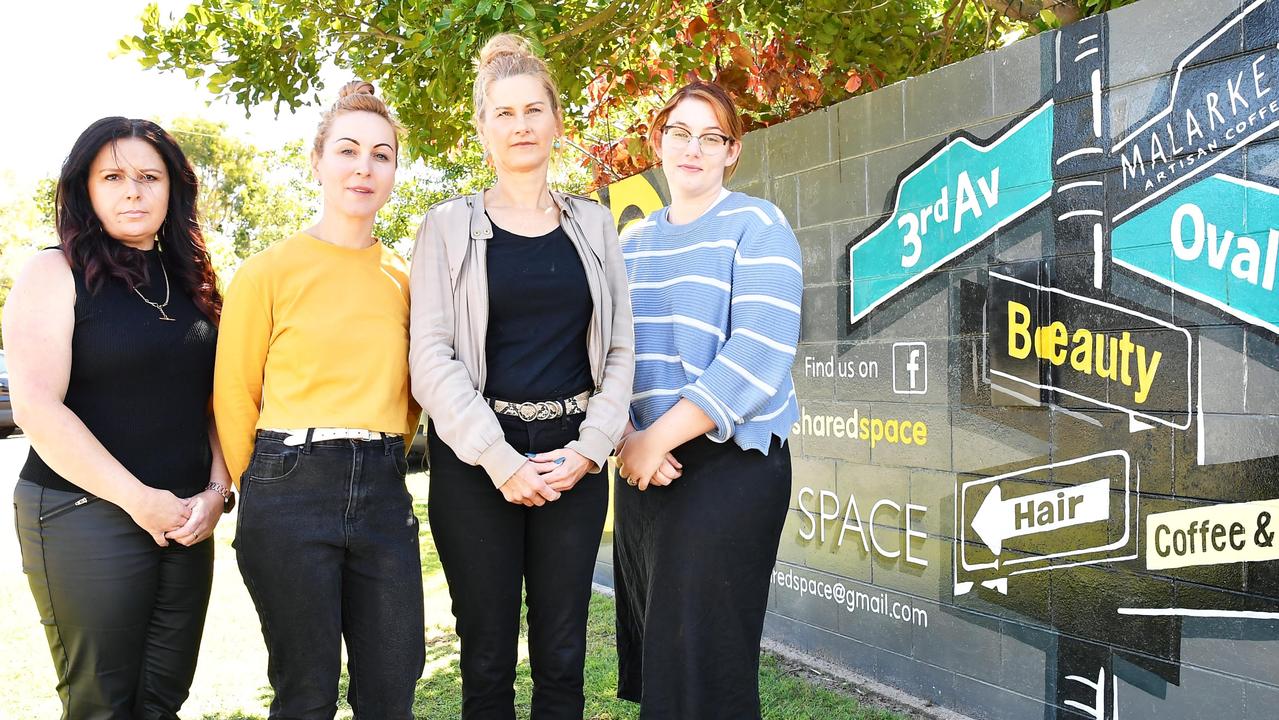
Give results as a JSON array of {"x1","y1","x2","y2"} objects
[{"x1": 590, "y1": 0, "x2": 1279, "y2": 718}]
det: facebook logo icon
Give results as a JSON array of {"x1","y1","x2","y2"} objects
[{"x1": 892, "y1": 342, "x2": 927, "y2": 395}]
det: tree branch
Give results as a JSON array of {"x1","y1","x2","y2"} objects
[
  {"x1": 313, "y1": 1, "x2": 412, "y2": 46},
  {"x1": 1045, "y1": 0, "x2": 1082, "y2": 24},
  {"x1": 937, "y1": 0, "x2": 968, "y2": 66},
  {"x1": 544, "y1": 0, "x2": 629, "y2": 45},
  {"x1": 978, "y1": 0, "x2": 1040, "y2": 21},
  {"x1": 979, "y1": 0, "x2": 1081, "y2": 24}
]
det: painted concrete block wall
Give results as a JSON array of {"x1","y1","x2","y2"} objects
[{"x1": 592, "y1": 1, "x2": 1279, "y2": 717}]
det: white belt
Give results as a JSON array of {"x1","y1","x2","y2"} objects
[{"x1": 264, "y1": 427, "x2": 391, "y2": 447}]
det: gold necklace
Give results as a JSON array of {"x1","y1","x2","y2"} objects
[{"x1": 133, "y1": 251, "x2": 175, "y2": 322}]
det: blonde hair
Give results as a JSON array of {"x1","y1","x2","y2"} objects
[
  {"x1": 313, "y1": 80, "x2": 402, "y2": 157},
  {"x1": 472, "y1": 34, "x2": 561, "y2": 128},
  {"x1": 649, "y1": 81, "x2": 746, "y2": 181}
]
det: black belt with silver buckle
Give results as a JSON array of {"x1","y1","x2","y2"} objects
[{"x1": 488, "y1": 390, "x2": 591, "y2": 421}]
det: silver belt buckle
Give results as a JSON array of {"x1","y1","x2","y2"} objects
[{"x1": 517, "y1": 401, "x2": 540, "y2": 422}]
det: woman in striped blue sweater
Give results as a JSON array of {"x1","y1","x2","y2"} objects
[{"x1": 613, "y1": 81, "x2": 802, "y2": 719}]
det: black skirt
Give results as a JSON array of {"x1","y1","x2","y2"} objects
[{"x1": 613, "y1": 434, "x2": 791, "y2": 720}]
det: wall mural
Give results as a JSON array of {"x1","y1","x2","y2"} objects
[{"x1": 594, "y1": 1, "x2": 1279, "y2": 717}]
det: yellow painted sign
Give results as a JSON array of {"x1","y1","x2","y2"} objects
[
  {"x1": 1146, "y1": 500, "x2": 1279, "y2": 570},
  {"x1": 590, "y1": 172, "x2": 665, "y2": 236},
  {"x1": 1006, "y1": 300, "x2": 1163, "y2": 405}
]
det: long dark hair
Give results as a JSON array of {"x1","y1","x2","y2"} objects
[{"x1": 56, "y1": 117, "x2": 221, "y2": 322}]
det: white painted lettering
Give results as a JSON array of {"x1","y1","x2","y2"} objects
[
  {"x1": 1231, "y1": 234, "x2": 1262, "y2": 284},
  {"x1": 839, "y1": 492, "x2": 871, "y2": 553},
  {"x1": 1165, "y1": 121, "x2": 1185, "y2": 155},
  {"x1": 1227, "y1": 70, "x2": 1251, "y2": 113},
  {"x1": 1122, "y1": 144, "x2": 1145, "y2": 188},
  {"x1": 1185, "y1": 107, "x2": 1205, "y2": 144},
  {"x1": 1254, "y1": 55, "x2": 1272, "y2": 99},
  {"x1": 977, "y1": 167, "x2": 1000, "y2": 208},
  {"x1": 905, "y1": 504, "x2": 929, "y2": 568},
  {"x1": 798, "y1": 487, "x2": 817, "y2": 540},
  {"x1": 869, "y1": 499, "x2": 902, "y2": 559},
  {"x1": 953, "y1": 171, "x2": 983, "y2": 234},
  {"x1": 1150, "y1": 132, "x2": 1169, "y2": 166},
  {"x1": 1207, "y1": 91, "x2": 1226, "y2": 130},
  {"x1": 1172, "y1": 203, "x2": 1206, "y2": 261},
  {"x1": 819, "y1": 490, "x2": 840, "y2": 544},
  {"x1": 899, "y1": 213, "x2": 921, "y2": 268},
  {"x1": 1207, "y1": 223, "x2": 1234, "y2": 270},
  {"x1": 1265, "y1": 230, "x2": 1278, "y2": 291},
  {"x1": 933, "y1": 186, "x2": 950, "y2": 223}
]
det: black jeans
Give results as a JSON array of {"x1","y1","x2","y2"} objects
[
  {"x1": 234, "y1": 431, "x2": 425, "y2": 720},
  {"x1": 428, "y1": 412, "x2": 608, "y2": 720},
  {"x1": 14, "y1": 478, "x2": 214, "y2": 720}
]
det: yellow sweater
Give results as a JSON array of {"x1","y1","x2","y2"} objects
[{"x1": 213, "y1": 232, "x2": 419, "y2": 486}]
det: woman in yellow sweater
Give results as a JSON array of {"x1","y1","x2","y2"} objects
[{"x1": 212, "y1": 81, "x2": 424, "y2": 719}]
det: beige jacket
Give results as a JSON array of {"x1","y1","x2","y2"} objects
[{"x1": 408, "y1": 189, "x2": 635, "y2": 488}]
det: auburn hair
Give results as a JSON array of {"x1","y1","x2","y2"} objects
[{"x1": 648, "y1": 81, "x2": 746, "y2": 181}]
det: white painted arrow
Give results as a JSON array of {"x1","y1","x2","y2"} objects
[
  {"x1": 970, "y1": 478, "x2": 1111, "y2": 554},
  {"x1": 1128, "y1": 415, "x2": 1155, "y2": 432}
]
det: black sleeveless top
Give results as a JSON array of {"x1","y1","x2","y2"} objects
[
  {"x1": 483, "y1": 217, "x2": 593, "y2": 402},
  {"x1": 21, "y1": 248, "x2": 217, "y2": 495}
]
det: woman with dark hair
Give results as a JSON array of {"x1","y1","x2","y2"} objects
[
  {"x1": 3, "y1": 117, "x2": 227, "y2": 718},
  {"x1": 613, "y1": 81, "x2": 802, "y2": 719}
]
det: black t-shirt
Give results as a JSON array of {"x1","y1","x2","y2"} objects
[
  {"x1": 22, "y1": 247, "x2": 217, "y2": 495},
  {"x1": 483, "y1": 216, "x2": 594, "y2": 402}
]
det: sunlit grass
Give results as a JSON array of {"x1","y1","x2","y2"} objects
[{"x1": 2, "y1": 467, "x2": 904, "y2": 719}]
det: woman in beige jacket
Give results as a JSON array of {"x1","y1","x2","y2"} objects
[{"x1": 407, "y1": 34, "x2": 633, "y2": 719}]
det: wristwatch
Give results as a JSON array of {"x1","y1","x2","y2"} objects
[{"x1": 207, "y1": 481, "x2": 235, "y2": 514}]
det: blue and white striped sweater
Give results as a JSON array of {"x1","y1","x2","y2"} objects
[{"x1": 622, "y1": 191, "x2": 802, "y2": 454}]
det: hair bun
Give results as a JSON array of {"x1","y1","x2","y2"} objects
[
  {"x1": 338, "y1": 80, "x2": 376, "y2": 100},
  {"x1": 313, "y1": 79, "x2": 400, "y2": 158},
  {"x1": 478, "y1": 34, "x2": 535, "y2": 68}
]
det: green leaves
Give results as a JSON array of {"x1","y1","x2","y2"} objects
[
  {"x1": 121, "y1": 0, "x2": 1139, "y2": 187},
  {"x1": 513, "y1": 0, "x2": 537, "y2": 21}
]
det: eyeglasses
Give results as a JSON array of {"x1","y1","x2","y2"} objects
[{"x1": 661, "y1": 125, "x2": 733, "y2": 154}]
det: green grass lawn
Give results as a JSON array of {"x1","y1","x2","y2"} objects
[{"x1": 1, "y1": 471, "x2": 904, "y2": 719}]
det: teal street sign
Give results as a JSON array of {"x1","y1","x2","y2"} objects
[
  {"x1": 1112, "y1": 173, "x2": 1279, "y2": 336},
  {"x1": 849, "y1": 101, "x2": 1056, "y2": 324}
]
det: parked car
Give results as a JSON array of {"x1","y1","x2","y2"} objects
[
  {"x1": 0, "y1": 350, "x2": 15, "y2": 438},
  {"x1": 407, "y1": 414, "x2": 428, "y2": 472}
]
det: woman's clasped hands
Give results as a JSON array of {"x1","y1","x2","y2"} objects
[
  {"x1": 164, "y1": 489, "x2": 224, "y2": 546},
  {"x1": 616, "y1": 426, "x2": 682, "y2": 491},
  {"x1": 125, "y1": 486, "x2": 222, "y2": 547},
  {"x1": 499, "y1": 448, "x2": 593, "y2": 506}
]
